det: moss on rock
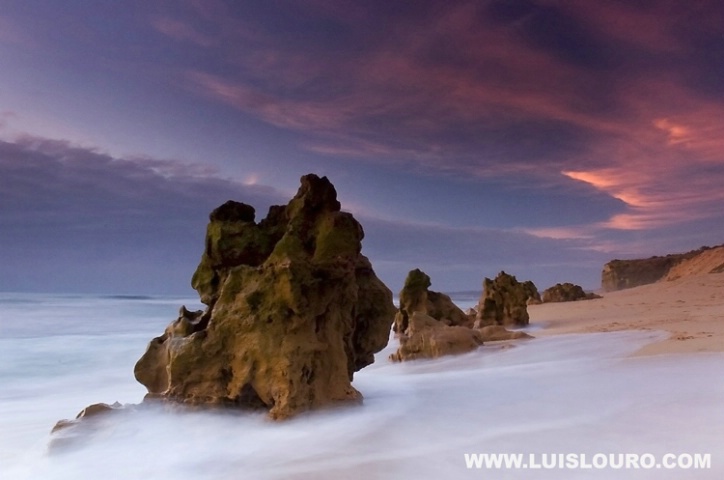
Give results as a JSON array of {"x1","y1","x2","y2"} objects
[{"x1": 134, "y1": 174, "x2": 396, "y2": 420}]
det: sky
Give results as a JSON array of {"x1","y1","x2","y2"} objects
[{"x1": 2, "y1": 0, "x2": 724, "y2": 296}]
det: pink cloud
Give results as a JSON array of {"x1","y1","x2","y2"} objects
[
  {"x1": 185, "y1": 71, "x2": 360, "y2": 131},
  {"x1": 177, "y1": 0, "x2": 724, "y2": 244},
  {"x1": 181, "y1": 1, "x2": 634, "y2": 154},
  {"x1": 561, "y1": 96, "x2": 724, "y2": 232}
]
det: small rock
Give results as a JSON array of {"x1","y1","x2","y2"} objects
[
  {"x1": 478, "y1": 325, "x2": 533, "y2": 342},
  {"x1": 542, "y1": 283, "x2": 601, "y2": 303},
  {"x1": 390, "y1": 312, "x2": 483, "y2": 362}
]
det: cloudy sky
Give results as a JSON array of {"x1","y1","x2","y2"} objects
[{"x1": 2, "y1": 0, "x2": 724, "y2": 295}]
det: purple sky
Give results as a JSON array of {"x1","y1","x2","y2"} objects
[{"x1": 2, "y1": 0, "x2": 724, "y2": 295}]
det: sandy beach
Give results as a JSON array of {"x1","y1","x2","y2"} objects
[{"x1": 529, "y1": 272, "x2": 724, "y2": 356}]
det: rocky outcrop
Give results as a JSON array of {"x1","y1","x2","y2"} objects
[
  {"x1": 391, "y1": 269, "x2": 480, "y2": 361},
  {"x1": 601, "y1": 246, "x2": 716, "y2": 291},
  {"x1": 390, "y1": 269, "x2": 536, "y2": 361},
  {"x1": 134, "y1": 174, "x2": 396, "y2": 420},
  {"x1": 523, "y1": 281, "x2": 541, "y2": 304},
  {"x1": 475, "y1": 271, "x2": 538, "y2": 327},
  {"x1": 390, "y1": 312, "x2": 483, "y2": 362},
  {"x1": 393, "y1": 269, "x2": 472, "y2": 334},
  {"x1": 602, "y1": 258, "x2": 682, "y2": 292},
  {"x1": 542, "y1": 283, "x2": 601, "y2": 303}
]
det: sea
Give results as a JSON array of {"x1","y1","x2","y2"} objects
[{"x1": 1, "y1": 292, "x2": 722, "y2": 479}]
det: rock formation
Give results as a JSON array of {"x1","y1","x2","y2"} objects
[
  {"x1": 391, "y1": 269, "x2": 480, "y2": 361},
  {"x1": 601, "y1": 245, "x2": 719, "y2": 291},
  {"x1": 523, "y1": 281, "x2": 541, "y2": 304},
  {"x1": 475, "y1": 271, "x2": 538, "y2": 327},
  {"x1": 390, "y1": 269, "x2": 533, "y2": 361},
  {"x1": 602, "y1": 257, "x2": 683, "y2": 292},
  {"x1": 52, "y1": 402, "x2": 123, "y2": 434},
  {"x1": 134, "y1": 174, "x2": 396, "y2": 420},
  {"x1": 542, "y1": 283, "x2": 601, "y2": 303},
  {"x1": 50, "y1": 402, "x2": 125, "y2": 453},
  {"x1": 393, "y1": 268, "x2": 472, "y2": 334},
  {"x1": 390, "y1": 312, "x2": 483, "y2": 362}
]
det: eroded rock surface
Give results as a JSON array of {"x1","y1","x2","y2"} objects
[
  {"x1": 391, "y1": 269, "x2": 482, "y2": 361},
  {"x1": 51, "y1": 402, "x2": 123, "y2": 434},
  {"x1": 602, "y1": 257, "x2": 683, "y2": 292},
  {"x1": 134, "y1": 174, "x2": 396, "y2": 419},
  {"x1": 600, "y1": 246, "x2": 720, "y2": 291},
  {"x1": 390, "y1": 269, "x2": 533, "y2": 361},
  {"x1": 390, "y1": 312, "x2": 483, "y2": 362},
  {"x1": 478, "y1": 325, "x2": 532, "y2": 342},
  {"x1": 542, "y1": 283, "x2": 601, "y2": 303},
  {"x1": 49, "y1": 402, "x2": 125, "y2": 453},
  {"x1": 393, "y1": 268, "x2": 472, "y2": 334},
  {"x1": 475, "y1": 271, "x2": 538, "y2": 328}
]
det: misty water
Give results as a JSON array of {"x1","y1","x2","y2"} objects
[{"x1": 1, "y1": 293, "x2": 722, "y2": 479}]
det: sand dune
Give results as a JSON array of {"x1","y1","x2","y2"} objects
[
  {"x1": 665, "y1": 245, "x2": 724, "y2": 280},
  {"x1": 529, "y1": 272, "x2": 724, "y2": 356}
]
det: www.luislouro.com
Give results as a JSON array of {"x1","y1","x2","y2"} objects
[{"x1": 464, "y1": 452, "x2": 711, "y2": 470}]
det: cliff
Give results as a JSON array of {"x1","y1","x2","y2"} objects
[{"x1": 601, "y1": 244, "x2": 722, "y2": 291}]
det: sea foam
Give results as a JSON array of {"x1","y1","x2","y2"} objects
[{"x1": 1, "y1": 294, "x2": 722, "y2": 479}]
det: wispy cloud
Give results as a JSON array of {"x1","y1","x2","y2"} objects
[
  {"x1": 3, "y1": 0, "x2": 724, "y2": 288},
  {"x1": 0, "y1": 135, "x2": 288, "y2": 292},
  {"x1": 0, "y1": 135, "x2": 323, "y2": 222},
  {"x1": 0, "y1": 133, "x2": 614, "y2": 292},
  {"x1": 558, "y1": 79, "x2": 724, "y2": 232},
  {"x1": 151, "y1": 17, "x2": 215, "y2": 47},
  {"x1": 174, "y1": 0, "x2": 724, "y2": 249}
]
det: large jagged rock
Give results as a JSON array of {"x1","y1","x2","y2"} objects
[
  {"x1": 393, "y1": 268, "x2": 472, "y2": 334},
  {"x1": 134, "y1": 174, "x2": 396, "y2": 420},
  {"x1": 390, "y1": 312, "x2": 483, "y2": 362},
  {"x1": 601, "y1": 246, "x2": 716, "y2": 291},
  {"x1": 475, "y1": 271, "x2": 538, "y2": 328},
  {"x1": 542, "y1": 283, "x2": 601, "y2": 303}
]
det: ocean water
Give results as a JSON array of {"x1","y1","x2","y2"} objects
[{"x1": 1, "y1": 293, "x2": 722, "y2": 479}]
